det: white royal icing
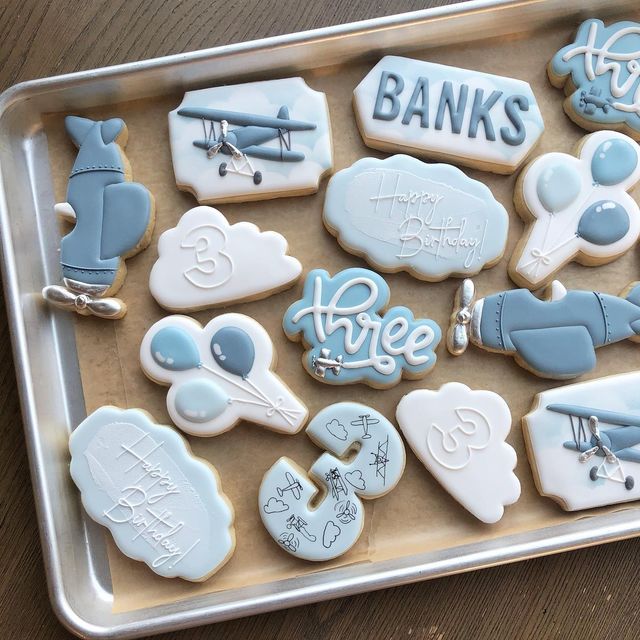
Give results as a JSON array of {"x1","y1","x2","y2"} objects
[
  {"x1": 324, "y1": 155, "x2": 508, "y2": 280},
  {"x1": 523, "y1": 371, "x2": 640, "y2": 511},
  {"x1": 513, "y1": 130, "x2": 640, "y2": 288},
  {"x1": 259, "y1": 402, "x2": 405, "y2": 561},
  {"x1": 149, "y1": 206, "x2": 302, "y2": 310},
  {"x1": 353, "y1": 56, "x2": 544, "y2": 173},
  {"x1": 69, "y1": 406, "x2": 235, "y2": 581},
  {"x1": 396, "y1": 382, "x2": 520, "y2": 523},
  {"x1": 140, "y1": 314, "x2": 308, "y2": 436},
  {"x1": 169, "y1": 78, "x2": 333, "y2": 203}
]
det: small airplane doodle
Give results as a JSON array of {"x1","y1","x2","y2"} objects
[
  {"x1": 579, "y1": 87, "x2": 614, "y2": 115},
  {"x1": 285, "y1": 514, "x2": 316, "y2": 542},
  {"x1": 178, "y1": 106, "x2": 316, "y2": 185},
  {"x1": 276, "y1": 471, "x2": 303, "y2": 500},
  {"x1": 547, "y1": 404, "x2": 640, "y2": 490},
  {"x1": 370, "y1": 436, "x2": 391, "y2": 485}
]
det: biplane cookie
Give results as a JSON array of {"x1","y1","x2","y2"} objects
[
  {"x1": 42, "y1": 116, "x2": 155, "y2": 319},
  {"x1": 140, "y1": 313, "x2": 308, "y2": 436},
  {"x1": 448, "y1": 278, "x2": 640, "y2": 380},
  {"x1": 259, "y1": 402, "x2": 405, "y2": 561},
  {"x1": 283, "y1": 267, "x2": 441, "y2": 388},
  {"x1": 353, "y1": 55, "x2": 544, "y2": 174},
  {"x1": 510, "y1": 131, "x2": 640, "y2": 289},
  {"x1": 169, "y1": 78, "x2": 333, "y2": 204},
  {"x1": 548, "y1": 19, "x2": 640, "y2": 139},
  {"x1": 149, "y1": 206, "x2": 302, "y2": 311},
  {"x1": 70, "y1": 406, "x2": 235, "y2": 581},
  {"x1": 396, "y1": 383, "x2": 520, "y2": 523},
  {"x1": 323, "y1": 155, "x2": 509, "y2": 281},
  {"x1": 523, "y1": 372, "x2": 640, "y2": 510}
]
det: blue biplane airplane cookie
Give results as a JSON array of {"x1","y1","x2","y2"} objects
[
  {"x1": 42, "y1": 116, "x2": 155, "y2": 319},
  {"x1": 448, "y1": 278, "x2": 640, "y2": 379},
  {"x1": 524, "y1": 372, "x2": 640, "y2": 510},
  {"x1": 169, "y1": 78, "x2": 333, "y2": 204},
  {"x1": 548, "y1": 19, "x2": 640, "y2": 139}
]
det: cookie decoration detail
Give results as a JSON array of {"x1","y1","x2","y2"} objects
[
  {"x1": 259, "y1": 402, "x2": 405, "y2": 561},
  {"x1": 150, "y1": 206, "x2": 302, "y2": 311},
  {"x1": 283, "y1": 267, "x2": 441, "y2": 387},
  {"x1": 141, "y1": 314, "x2": 308, "y2": 436},
  {"x1": 396, "y1": 383, "x2": 520, "y2": 523},
  {"x1": 548, "y1": 20, "x2": 640, "y2": 139},
  {"x1": 353, "y1": 55, "x2": 544, "y2": 174},
  {"x1": 324, "y1": 155, "x2": 509, "y2": 281},
  {"x1": 448, "y1": 278, "x2": 640, "y2": 379},
  {"x1": 510, "y1": 131, "x2": 640, "y2": 289},
  {"x1": 169, "y1": 78, "x2": 333, "y2": 203},
  {"x1": 42, "y1": 116, "x2": 155, "y2": 319},
  {"x1": 69, "y1": 406, "x2": 235, "y2": 581},
  {"x1": 524, "y1": 372, "x2": 640, "y2": 510}
]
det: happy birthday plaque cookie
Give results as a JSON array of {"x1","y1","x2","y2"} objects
[
  {"x1": 353, "y1": 56, "x2": 544, "y2": 174},
  {"x1": 324, "y1": 155, "x2": 509, "y2": 281}
]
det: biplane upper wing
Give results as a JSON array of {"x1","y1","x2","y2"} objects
[
  {"x1": 177, "y1": 107, "x2": 316, "y2": 131},
  {"x1": 547, "y1": 404, "x2": 640, "y2": 428}
]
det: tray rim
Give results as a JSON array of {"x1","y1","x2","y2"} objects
[{"x1": 2, "y1": 0, "x2": 640, "y2": 638}]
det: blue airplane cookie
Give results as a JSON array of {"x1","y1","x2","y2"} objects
[
  {"x1": 448, "y1": 278, "x2": 640, "y2": 379},
  {"x1": 42, "y1": 116, "x2": 155, "y2": 319},
  {"x1": 548, "y1": 19, "x2": 640, "y2": 138}
]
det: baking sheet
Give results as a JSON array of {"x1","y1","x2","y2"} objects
[{"x1": 43, "y1": 20, "x2": 640, "y2": 614}]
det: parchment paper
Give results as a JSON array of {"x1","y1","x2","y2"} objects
[{"x1": 43, "y1": 22, "x2": 640, "y2": 614}]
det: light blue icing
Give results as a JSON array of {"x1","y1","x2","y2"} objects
[
  {"x1": 60, "y1": 116, "x2": 153, "y2": 287},
  {"x1": 550, "y1": 20, "x2": 640, "y2": 134},
  {"x1": 591, "y1": 137, "x2": 639, "y2": 185},
  {"x1": 323, "y1": 155, "x2": 508, "y2": 280},
  {"x1": 283, "y1": 267, "x2": 441, "y2": 386},
  {"x1": 210, "y1": 326, "x2": 255, "y2": 378},
  {"x1": 536, "y1": 163, "x2": 582, "y2": 213},
  {"x1": 151, "y1": 326, "x2": 201, "y2": 371},
  {"x1": 577, "y1": 200, "x2": 630, "y2": 245},
  {"x1": 477, "y1": 283, "x2": 640, "y2": 378},
  {"x1": 174, "y1": 379, "x2": 229, "y2": 423}
]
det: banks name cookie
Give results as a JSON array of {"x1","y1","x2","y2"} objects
[{"x1": 353, "y1": 55, "x2": 544, "y2": 174}]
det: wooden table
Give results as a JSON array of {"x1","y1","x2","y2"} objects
[{"x1": 0, "y1": 1, "x2": 638, "y2": 638}]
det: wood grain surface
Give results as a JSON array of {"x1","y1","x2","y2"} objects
[{"x1": 0, "y1": 1, "x2": 638, "y2": 638}]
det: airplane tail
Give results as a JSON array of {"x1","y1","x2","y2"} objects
[{"x1": 277, "y1": 106, "x2": 290, "y2": 120}]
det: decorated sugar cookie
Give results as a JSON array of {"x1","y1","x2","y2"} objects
[
  {"x1": 169, "y1": 78, "x2": 333, "y2": 204},
  {"x1": 149, "y1": 206, "x2": 302, "y2": 311},
  {"x1": 69, "y1": 406, "x2": 235, "y2": 581},
  {"x1": 548, "y1": 20, "x2": 640, "y2": 139},
  {"x1": 448, "y1": 278, "x2": 640, "y2": 379},
  {"x1": 323, "y1": 155, "x2": 508, "y2": 281},
  {"x1": 510, "y1": 131, "x2": 640, "y2": 289},
  {"x1": 353, "y1": 55, "x2": 544, "y2": 174},
  {"x1": 396, "y1": 383, "x2": 520, "y2": 523},
  {"x1": 140, "y1": 314, "x2": 308, "y2": 436},
  {"x1": 259, "y1": 402, "x2": 405, "y2": 561},
  {"x1": 42, "y1": 116, "x2": 155, "y2": 319},
  {"x1": 524, "y1": 372, "x2": 640, "y2": 510},
  {"x1": 283, "y1": 267, "x2": 441, "y2": 387}
]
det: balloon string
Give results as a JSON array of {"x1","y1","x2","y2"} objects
[
  {"x1": 519, "y1": 235, "x2": 578, "y2": 271},
  {"x1": 227, "y1": 396, "x2": 301, "y2": 426},
  {"x1": 199, "y1": 363, "x2": 266, "y2": 403}
]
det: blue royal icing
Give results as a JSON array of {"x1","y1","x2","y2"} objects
[
  {"x1": 550, "y1": 20, "x2": 640, "y2": 135},
  {"x1": 283, "y1": 267, "x2": 441, "y2": 387}
]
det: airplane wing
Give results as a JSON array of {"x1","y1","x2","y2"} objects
[
  {"x1": 177, "y1": 108, "x2": 316, "y2": 131},
  {"x1": 615, "y1": 448, "x2": 640, "y2": 464},
  {"x1": 547, "y1": 404, "x2": 640, "y2": 428},
  {"x1": 242, "y1": 145, "x2": 306, "y2": 162},
  {"x1": 510, "y1": 326, "x2": 596, "y2": 378}
]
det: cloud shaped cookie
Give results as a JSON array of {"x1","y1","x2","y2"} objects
[
  {"x1": 150, "y1": 206, "x2": 302, "y2": 311},
  {"x1": 396, "y1": 382, "x2": 520, "y2": 523}
]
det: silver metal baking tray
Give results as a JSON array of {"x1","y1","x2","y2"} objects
[{"x1": 2, "y1": 0, "x2": 640, "y2": 637}]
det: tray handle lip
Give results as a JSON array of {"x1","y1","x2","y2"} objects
[{"x1": 0, "y1": 0, "x2": 513, "y2": 114}]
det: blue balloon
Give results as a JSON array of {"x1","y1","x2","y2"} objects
[
  {"x1": 174, "y1": 379, "x2": 229, "y2": 423},
  {"x1": 591, "y1": 138, "x2": 638, "y2": 186},
  {"x1": 577, "y1": 200, "x2": 630, "y2": 245},
  {"x1": 536, "y1": 163, "x2": 582, "y2": 213},
  {"x1": 210, "y1": 326, "x2": 255, "y2": 378},
  {"x1": 150, "y1": 326, "x2": 200, "y2": 371}
]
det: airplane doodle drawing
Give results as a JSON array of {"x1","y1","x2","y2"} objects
[
  {"x1": 42, "y1": 116, "x2": 155, "y2": 319},
  {"x1": 448, "y1": 278, "x2": 640, "y2": 379}
]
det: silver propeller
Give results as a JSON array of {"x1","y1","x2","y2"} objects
[
  {"x1": 42, "y1": 285, "x2": 126, "y2": 319},
  {"x1": 447, "y1": 279, "x2": 475, "y2": 356}
]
